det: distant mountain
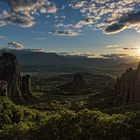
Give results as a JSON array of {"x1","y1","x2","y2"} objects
[
  {"x1": 0, "y1": 48, "x2": 138, "y2": 68},
  {"x1": 18, "y1": 52, "x2": 67, "y2": 65}
]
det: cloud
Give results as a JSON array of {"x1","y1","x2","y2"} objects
[
  {"x1": 36, "y1": 37, "x2": 46, "y2": 40},
  {"x1": 106, "y1": 44, "x2": 122, "y2": 48},
  {"x1": 105, "y1": 11, "x2": 140, "y2": 34},
  {"x1": 0, "y1": 10, "x2": 35, "y2": 28},
  {"x1": 49, "y1": 30, "x2": 80, "y2": 36},
  {"x1": 101, "y1": 53, "x2": 130, "y2": 59},
  {"x1": 70, "y1": 0, "x2": 140, "y2": 34},
  {"x1": 43, "y1": 5, "x2": 57, "y2": 14},
  {"x1": 106, "y1": 44, "x2": 140, "y2": 51},
  {"x1": 105, "y1": 23, "x2": 126, "y2": 34},
  {"x1": 75, "y1": 18, "x2": 94, "y2": 28},
  {"x1": 1, "y1": 0, "x2": 140, "y2": 35},
  {"x1": 7, "y1": 41, "x2": 24, "y2": 49},
  {"x1": 24, "y1": 48, "x2": 45, "y2": 52},
  {"x1": 59, "y1": 52, "x2": 95, "y2": 58},
  {"x1": 5, "y1": 41, "x2": 45, "y2": 52},
  {"x1": 123, "y1": 47, "x2": 139, "y2": 50},
  {"x1": 0, "y1": 0, "x2": 57, "y2": 27}
]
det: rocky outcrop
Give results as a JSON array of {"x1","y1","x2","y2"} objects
[
  {"x1": 131, "y1": 62, "x2": 140, "y2": 103},
  {"x1": 21, "y1": 75, "x2": 33, "y2": 101},
  {"x1": 0, "y1": 80, "x2": 8, "y2": 96},
  {"x1": 0, "y1": 53, "x2": 23, "y2": 102},
  {"x1": 58, "y1": 73, "x2": 91, "y2": 95},
  {"x1": 70, "y1": 74, "x2": 86, "y2": 91},
  {"x1": 0, "y1": 53, "x2": 33, "y2": 102},
  {"x1": 114, "y1": 62, "x2": 140, "y2": 104}
]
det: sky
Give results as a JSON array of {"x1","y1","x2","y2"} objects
[{"x1": 1, "y1": 0, "x2": 140, "y2": 58}]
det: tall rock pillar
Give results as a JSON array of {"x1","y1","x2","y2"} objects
[
  {"x1": 21, "y1": 74, "x2": 33, "y2": 101},
  {"x1": 0, "y1": 53, "x2": 24, "y2": 102},
  {"x1": 131, "y1": 62, "x2": 140, "y2": 103}
]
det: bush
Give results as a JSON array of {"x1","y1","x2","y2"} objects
[{"x1": 0, "y1": 97, "x2": 140, "y2": 140}]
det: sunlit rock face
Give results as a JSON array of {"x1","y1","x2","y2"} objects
[
  {"x1": 114, "y1": 62, "x2": 140, "y2": 105},
  {"x1": 0, "y1": 53, "x2": 33, "y2": 102}
]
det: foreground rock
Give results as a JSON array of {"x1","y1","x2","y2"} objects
[{"x1": 0, "y1": 53, "x2": 33, "y2": 102}]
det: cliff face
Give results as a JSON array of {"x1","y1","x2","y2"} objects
[
  {"x1": 114, "y1": 62, "x2": 140, "y2": 104},
  {"x1": 0, "y1": 53, "x2": 33, "y2": 102}
]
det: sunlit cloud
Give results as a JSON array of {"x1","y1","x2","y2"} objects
[
  {"x1": 0, "y1": 0, "x2": 57, "y2": 28},
  {"x1": 59, "y1": 52, "x2": 95, "y2": 58},
  {"x1": 101, "y1": 53, "x2": 132, "y2": 59},
  {"x1": 106, "y1": 44, "x2": 122, "y2": 48}
]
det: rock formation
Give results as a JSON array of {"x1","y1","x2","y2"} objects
[
  {"x1": 21, "y1": 75, "x2": 33, "y2": 101},
  {"x1": 58, "y1": 73, "x2": 91, "y2": 95},
  {"x1": 0, "y1": 53, "x2": 33, "y2": 102},
  {"x1": 71, "y1": 74, "x2": 86, "y2": 91},
  {"x1": 0, "y1": 80, "x2": 8, "y2": 96},
  {"x1": 131, "y1": 62, "x2": 140, "y2": 103},
  {"x1": 114, "y1": 62, "x2": 140, "y2": 104}
]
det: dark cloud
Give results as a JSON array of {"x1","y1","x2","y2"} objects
[
  {"x1": 123, "y1": 47, "x2": 138, "y2": 50},
  {"x1": 105, "y1": 11, "x2": 140, "y2": 34},
  {"x1": 49, "y1": 30, "x2": 79, "y2": 36},
  {"x1": 8, "y1": 41, "x2": 24, "y2": 49},
  {"x1": 101, "y1": 53, "x2": 130, "y2": 59},
  {"x1": 6, "y1": 41, "x2": 45, "y2": 52},
  {"x1": 105, "y1": 23, "x2": 125, "y2": 34}
]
